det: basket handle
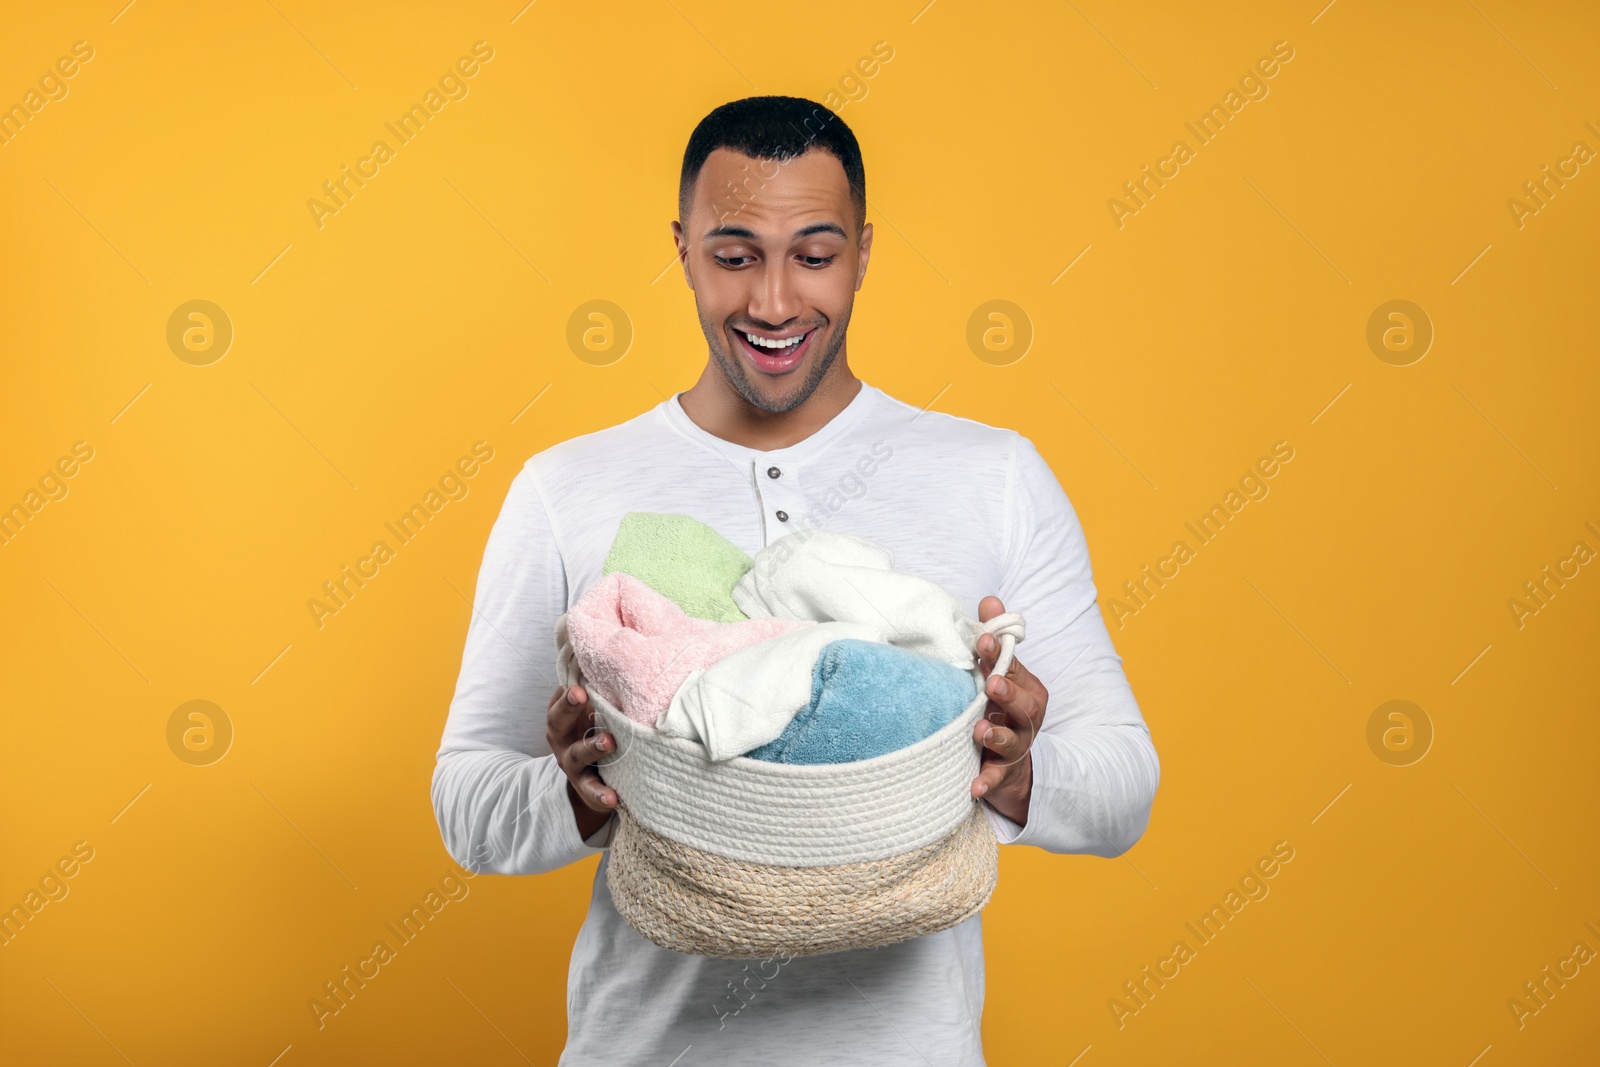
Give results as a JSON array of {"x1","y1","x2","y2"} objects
[{"x1": 976, "y1": 611, "x2": 1025, "y2": 679}]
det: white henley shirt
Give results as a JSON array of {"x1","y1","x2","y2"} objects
[{"x1": 432, "y1": 380, "x2": 1160, "y2": 1066}]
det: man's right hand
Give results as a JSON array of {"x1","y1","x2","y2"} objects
[{"x1": 547, "y1": 683, "x2": 618, "y2": 840}]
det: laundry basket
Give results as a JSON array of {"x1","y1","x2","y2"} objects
[{"x1": 553, "y1": 610, "x2": 1026, "y2": 960}]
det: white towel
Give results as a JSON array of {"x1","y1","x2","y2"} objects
[
  {"x1": 656, "y1": 621, "x2": 885, "y2": 761},
  {"x1": 732, "y1": 530, "x2": 978, "y2": 669}
]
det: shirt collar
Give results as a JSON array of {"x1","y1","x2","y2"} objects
[{"x1": 659, "y1": 382, "x2": 880, "y2": 468}]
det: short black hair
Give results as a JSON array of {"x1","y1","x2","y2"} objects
[{"x1": 679, "y1": 95, "x2": 866, "y2": 234}]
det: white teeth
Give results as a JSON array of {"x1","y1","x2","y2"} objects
[{"x1": 742, "y1": 330, "x2": 804, "y2": 350}]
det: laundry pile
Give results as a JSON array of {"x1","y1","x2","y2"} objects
[
  {"x1": 564, "y1": 512, "x2": 985, "y2": 764},
  {"x1": 555, "y1": 511, "x2": 1027, "y2": 959}
]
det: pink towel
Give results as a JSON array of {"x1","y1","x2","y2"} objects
[{"x1": 567, "y1": 572, "x2": 812, "y2": 724}]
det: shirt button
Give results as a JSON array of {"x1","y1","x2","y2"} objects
[
  {"x1": 767, "y1": 466, "x2": 782, "y2": 479},
  {"x1": 776, "y1": 510, "x2": 789, "y2": 522}
]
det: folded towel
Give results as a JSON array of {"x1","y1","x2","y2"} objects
[
  {"x1": 567, "y1": 572, "x2": 810, "y2": 724},
  {"x1": 657, "y1": 620, "x2": 887, "y2": 759},
  {"x1": 745, "y1": 639, "x2": 979, "y2": 765},
  {"x1": 733, "y1": 530, "x2": 978, "y2": 669},
  {"x1": 602, "y1": 512, "x2": 753, "y2": 623}
]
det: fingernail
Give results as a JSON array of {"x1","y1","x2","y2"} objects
[
  {"x1": 992, "y1": 678, "x2": 1008, "y2": 697},
  {"x1": 566, "y1": 688, "x2": 580, "y2": 704},
  {"x1": 975, "y1": 782, "x2": 988, "y2": 796}
]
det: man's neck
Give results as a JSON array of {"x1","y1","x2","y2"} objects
[{"x1": 677, "y1": 360, "x2": 863, "y2": 451}]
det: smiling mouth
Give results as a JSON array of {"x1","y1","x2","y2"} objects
[{"x1": 732, "y1": 326, "x2": 818, "y2": 375}]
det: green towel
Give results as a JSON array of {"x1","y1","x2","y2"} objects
[{"x1": 601, "y1": 512, "x2": 752, "y2": 622}]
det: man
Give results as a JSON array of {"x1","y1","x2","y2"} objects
[{"x1": 433, "y1": 96, "x2": 1159, "y2": 1065}]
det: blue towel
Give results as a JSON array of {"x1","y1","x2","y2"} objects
[{"x1": 746, "y1": 639, "x2": 979, "y2": 765}]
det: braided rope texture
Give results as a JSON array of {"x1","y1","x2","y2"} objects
[
  {"x1": 606, "y1": 801, "x2": 999, "y2": 959},
  {"x1": 593, "y1": 687, "x2": 988, "y2": 866}
]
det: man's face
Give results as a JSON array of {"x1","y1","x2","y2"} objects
[{"x1": 673, "y1": 147, "x2": 873, "y2": 414}]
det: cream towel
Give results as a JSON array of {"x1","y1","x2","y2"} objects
[
  {"x1": 656, "y1": 621, "x2": 884, "y2": 760},
  {"x1": 732, "y1": 530, "x2": 979, "y2": 669}
]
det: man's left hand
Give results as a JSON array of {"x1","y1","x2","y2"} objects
[{"x1": 970, "y1": 594, "x2": 1046, "y2": 826}]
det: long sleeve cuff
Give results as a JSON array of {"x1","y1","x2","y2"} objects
[
  {"x1": 537, "y1": 768, "x2": 613, "y2": 864},
  {"x1": 981, "y1": 723, "x2": 1159, "y2": 857},
  {"x1": 434, "y1": 750, "x2": 612, "y2": 875}
]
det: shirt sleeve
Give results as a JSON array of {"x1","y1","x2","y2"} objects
[
  {"x1": 979, "y1": 433, "x2": 1160, "y2": 856},
  {"x1": 431, "y1": 461, "x2": 616, "y2": 875}
]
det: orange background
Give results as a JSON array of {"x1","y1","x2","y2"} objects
[{"x1": 2, "y1": 1, "x2": 1597, "y2": 1064}]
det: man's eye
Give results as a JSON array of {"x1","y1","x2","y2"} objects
[
  {"x1": 800, "y1": 255, "x2": 836, "y2": 268},
  {"x1": 714, "y1": 255, "x2": 752, "y2": 268}
]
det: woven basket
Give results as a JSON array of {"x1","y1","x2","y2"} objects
[{"x1": 554, "y1": 611, "x2": 1024, "y2": 959}]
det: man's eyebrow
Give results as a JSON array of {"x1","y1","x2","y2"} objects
[
  {"x1": 794, "y1": 222, "x2": 848, "y2": 240},
  {"x1": 701, "y1": 222, "x2": 849, "y2": 241}
]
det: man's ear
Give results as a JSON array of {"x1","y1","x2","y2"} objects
[
  {"x1": 854, "y1": 221, "x2": 873, "y2": 292},
  {"x1": 670, "y1": 220, "x2": 695, "y2": 291}
]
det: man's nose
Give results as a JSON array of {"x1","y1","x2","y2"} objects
[{"x1": 747, "y1": 262, "x2": 800, "y2": 327}]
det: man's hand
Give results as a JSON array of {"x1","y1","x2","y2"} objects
[
  {"x1": 971, "y1": 595, "x2": 1046, "y2": 826},
  {"x1": 547, "y1": 683, "x2": 618, "y2": 840}
]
